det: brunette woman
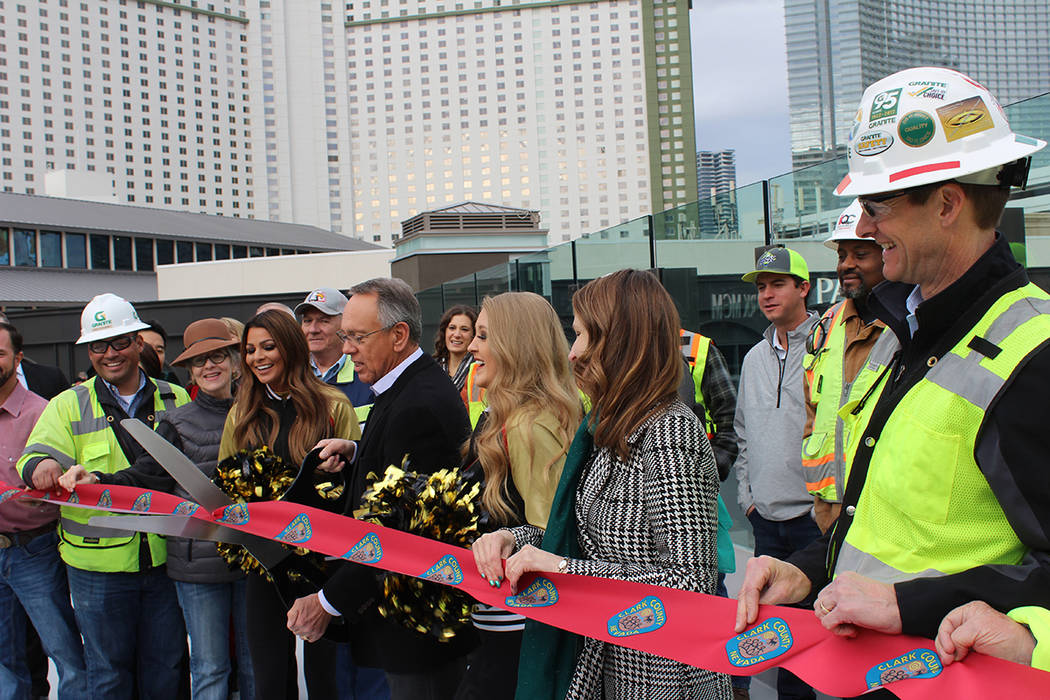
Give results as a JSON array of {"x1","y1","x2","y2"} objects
[
  {"x1": 61, "y1": 318, "x2": 254, "y2": 699},
  {"x1": 218, "y1": 309, "x2": 360, "y2": 699},
  {"x1": 433, "y1": 304, "x2": 477, "y2": 390},
  {"x1": 456, "y1": 293, "x2": 581, "y2": 699},
  {"x1": 473, "y1": 270, "x2": 731, "y2": 699}
]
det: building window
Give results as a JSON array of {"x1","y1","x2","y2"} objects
[
  {"x1": 13, "y1": 229, "x2": 36, "y2": 267},
  {"x1": 214, "y1": 243, "x2": 230, "y2": 260},
  {"x1": 232, "y1": 245, "x2": 247, "y2": 258},
  {"x1": 65, "y1": 233, "x2": 86, "y2": 269},
  {"x1": 113, "y1": 236, "x2": 133, "y2": 270},
  {"x1": 0, "y1": 229, "x2": 8, "y2": 266},
  {"x1": 249, "y1": 246, "x2": 264, "y2": 257},
  {"x1": 90, "y1": 234, "x2": 110, "y2": 270},
  {"x1": 39, "y1": 231, "x2": 61, "y2": 267},
  {"x1": 176, "y1": 240, "x2": 193, "y2": 263},
  {"x1": 156, "y1": 239, "x2": 174, "y2": 266},
  {"x1": 195, "y1": 242, "x2": 212, "y2": 261},
  {"x1": 135, "y1": 237, "x2": 153, "y2": 271},
  {"x1": 265, "y1": 247, "x2": 279, "y2": 256}
]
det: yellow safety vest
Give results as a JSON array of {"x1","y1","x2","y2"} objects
[
  {"x1": 334, "y1": 359, "x2": 373, "y2": 427},
  {"x1": 18, "y1": 376, "x2": 190, "y2": 573},
  {"x1": 831, "y1": 284, "x2": 1050, "y2": 584},
  {"x1": 679, "y1": 329, "x2": 714, "y2": 435},
  {"x1": 464, "y1": 362, "x2": 486, "y2": 429}
]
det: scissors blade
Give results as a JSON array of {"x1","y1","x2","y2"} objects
[
  {"x1": 89, "y1": 514, "x2": 292, "y2": 569},
  {"x1": 120, "y1": 418, "x2": 232, "y2": 511}
]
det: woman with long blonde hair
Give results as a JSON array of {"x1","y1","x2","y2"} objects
[
  {"x1": 473, "y1": 270, "x2": 731, "y2": 699},
  {"x1": 218, "y1": 309, "x2": 361, "y2": 699},
  {"x1": 458, "y1": 292, "x2": 581, "y2": 698}
]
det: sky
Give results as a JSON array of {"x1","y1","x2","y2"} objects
[{"x1": 689, "y1": 0, "x2": 792, "y2": 186}]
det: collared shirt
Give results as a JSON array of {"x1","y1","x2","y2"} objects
[
  {"x1": 15, "y1": 362, "x2": 26, "y2": 390},
  {"x1": 771, "y1": 329, "x2": 788, "y2": 361},
  {"x1": 103, "y1": 370, "x2": 148, "y2": 417},
  {"x1": 905, "y1": 285, "x2": 923, "y2": 337},
  {"x1": 0, "y1": 382, "x2": 57, "y2": 532},
  {"x1": 311, "y1": 353, "x2": 347, "y2": 384},
  {"x1": 369, "y1": 347, "x2": 424, "y2": 397}
]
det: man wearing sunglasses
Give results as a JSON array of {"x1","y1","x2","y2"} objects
[
  {"x1": 18, "y1": 292, "x2": 190, "y2": 696},
  {"x1": 737, "y1": 66, "x2": 1050, "y2": 678},
  {"x1": 801, "y1": 199, "x2": 887, "y2": 534}
]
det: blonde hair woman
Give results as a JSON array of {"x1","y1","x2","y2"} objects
[{"x1": 459, "y1": 292, "x2": 581, "y2": 698}]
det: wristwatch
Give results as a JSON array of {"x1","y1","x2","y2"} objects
[{"x1": 556, "y1": 558, "x2": 569, "y2": 574}]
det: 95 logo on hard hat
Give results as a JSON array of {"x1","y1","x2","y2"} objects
[{"x1": 869, "y1": 88, "x2": 902, "y2": 121}]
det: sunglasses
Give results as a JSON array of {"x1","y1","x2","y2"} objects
[
  {"x1": 87, "y1": 335, "x2": 135, "y2": 355},
  {"x1": 858, "y1": 183, "x2": 941, "y2": 220},
  {"x1": 189, "y1": 350, "x2": 230, "y2": 368}
]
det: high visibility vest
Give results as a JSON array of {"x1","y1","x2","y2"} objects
[
  {"x1": 830, "y1": 284, "x2": 1050, "y2": 584},
  {"x1": 465, "y1": 362, "x2": 486, "y2": 429},
  {"x1": 18, "y1": 376, "x2": 190, "y2": 573},
  {"x1": 333, "y1": 359, "x2": 374, "y2": 428},
  {"x1": 679, "y1": 329, "x2": 714, "y2": 435},
  {"x1": 800, "y1": 302, "x2": 887, "y2": 502}
]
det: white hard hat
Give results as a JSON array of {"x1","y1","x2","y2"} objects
[
  {"x1": 824, "y1": 200, "x2": 868, "y2": 250},
  {"x1": 836, "y1": 67, "x2": 1045, "y2": 197},
  {"x1": 76, "y1": 293, "x2": 150, "y2": 345}
]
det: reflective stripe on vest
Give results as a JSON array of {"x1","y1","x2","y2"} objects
[
  {"x1": 835, "y1": 286, "x2": 1050, "y2": 584},
  {"x1": 679, "y1": 329, "x2": 714, "y2": 434},
  {"x1": 801, "y1": 303, "x2": 847, "y2": 500},
  {"x1": 60, "y1": 516, "x2": 136, "y2": 540}
]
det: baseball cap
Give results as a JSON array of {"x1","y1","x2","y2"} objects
[
  {"x1": 294, "y1": 287, "x2": 348, "y2": 317},
  {"x1": 741, "y1": 248, "x2": 810, "y2": 283}
]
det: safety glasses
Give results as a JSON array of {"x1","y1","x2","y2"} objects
[{"x1": 87, "y1": 334, "x2": 135, "y2": 355}]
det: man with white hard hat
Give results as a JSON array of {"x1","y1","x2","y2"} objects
[
  {"x1": 18, "y1": 293, "x2": 190, "y2": 695},
  {"x1": 801, "y1": 200, "x2": 887, "y2": 533},
  {"x1": 736, "y1": 66, "x2": 1050, "y2": 665}
]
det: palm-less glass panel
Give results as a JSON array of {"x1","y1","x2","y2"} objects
[
  {"x1": 13, "y1": 229, "x2": 36, "y2": 267},
  {"x1": 40, "y1": 231, "x2": 62, "y2": 268},
  {"x1": 65, "y1": 233, "x2": 86, "y2": 268}
]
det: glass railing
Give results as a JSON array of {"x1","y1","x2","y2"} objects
[{"x1": 417, "y1": 90, "x2": 1050, "y2": 358}]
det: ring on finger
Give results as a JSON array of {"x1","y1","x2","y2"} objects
[{"x1": 819, "y1": 600, "x2": 834, "y2": 614}]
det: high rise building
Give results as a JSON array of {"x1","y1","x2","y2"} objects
[
  {"x1": 0, "y1": 1, "x2": 254, "y2": 217},
  {"x1": 0, "y1": 0, "x2": 697, "y2": 248},
  {"x1": 785, "y1": 0, "x2": 1050, "y2": 169},
  {"x1": 695, "y1": 149, "x2": 738, "y2": 238}
]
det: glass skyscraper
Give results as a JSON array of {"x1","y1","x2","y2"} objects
[{"x1": 786, "y1": 0, "x2": 1050, "y2": 169}]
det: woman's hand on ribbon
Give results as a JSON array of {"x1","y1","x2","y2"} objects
[
  {"x1": 57, "y1": 465, "x2": 94, "y2": 492},
  {"x1": 313, "y1": 438, "x2": 355, "y2": 473},
  {"x1": 504, "y1": 544, "x2": 565, "y2": 594},
  {"x1": 814, "y1": 571, "x2": 901, "y2": 637},
  {"x1": 935, "y1": 600, "x2": 1035, "y2": 667},
  {"x1": 735, "y1": 555, "x2": 812, "y2": 632},
  {"x1": 472, "y1": 529, "x2": 515, "y2": 588}
]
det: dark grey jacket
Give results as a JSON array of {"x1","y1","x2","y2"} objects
[{"x1": 100, "y1": 390, "x2": 241, "y2": 583}]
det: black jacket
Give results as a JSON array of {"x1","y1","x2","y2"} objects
[
  {"x1": 100, "y1": 391, "x2": 240, "y2": 584},
  {"x1": 22, "y1": 360, "x2": 69, "y2": 400},
  {"x1": 322, "y1": 351, "x2": 473, "y2": 672},
  {"x1": 789, "y1": 235, "x2": 1050, "y2": 637}
]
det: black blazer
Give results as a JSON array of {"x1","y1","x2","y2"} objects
[
  {"x1": 21, "y1": 360, "x2": 69, "y2": 400},
  {"x1": 323, "y1": 351, "x2": 473, "y2": 672}
]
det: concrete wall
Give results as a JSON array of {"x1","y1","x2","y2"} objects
[{"x1": 155, "y1": 249, "x2": 394, "y2": 300}]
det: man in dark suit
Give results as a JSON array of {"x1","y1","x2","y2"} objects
[
  {"x1": 20, "y1": 359, "x2": 70, "y2": 400},
  {"x1": 287, "y1": 277, "x2": 473, "y2": 699}
]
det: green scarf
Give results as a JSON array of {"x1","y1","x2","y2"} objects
[{"x1": 514, "y1": 416, "x2": 593, "y2": 700}]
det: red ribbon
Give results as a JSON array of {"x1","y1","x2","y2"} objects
[{"x1": 7, "y1": 481, "x2": 1047, "y2": 699}]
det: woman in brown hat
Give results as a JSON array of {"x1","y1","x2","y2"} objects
[{"x1": 61, "y1": 318, "x2": 256, "y2": 699}]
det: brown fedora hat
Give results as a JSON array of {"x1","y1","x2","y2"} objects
[{"x1": 171, "y1": 318, "x2": 239, "y2": 367}]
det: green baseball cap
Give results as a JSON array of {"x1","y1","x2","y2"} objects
[{"x1": 742, "y1": 248, "x2": 809, "y2": 283}]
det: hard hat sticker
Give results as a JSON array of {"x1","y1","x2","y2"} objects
[
  {"x1": 898, "y1": 111, "x2": 936, "y2": 148},
  {"x1": 855, "y1": 131, "x2": 893, "y2": 156},
  {"x1": 869, "y1": 88, "x2": 902, "y2": 121},
  {"x1": 937, "y1": 96, "x2": 993, "y2": 142}
]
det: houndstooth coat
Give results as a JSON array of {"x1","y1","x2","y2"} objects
[{"x1": 512, "y1": 401, "x2": 732, "y2": 700}]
